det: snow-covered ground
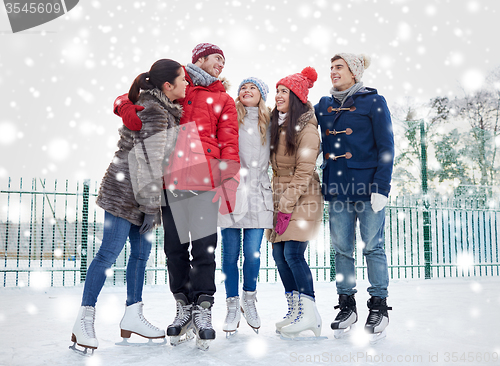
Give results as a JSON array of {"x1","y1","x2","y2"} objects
[{"x1": 1, "y1": 277, "x2": 499, "y2": 366}]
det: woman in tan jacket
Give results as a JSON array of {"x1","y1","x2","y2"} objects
[{"x1": 265, "y1": 67, "x2": 324, "y2": 339}]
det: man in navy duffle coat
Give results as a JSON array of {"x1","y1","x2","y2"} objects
[{"x1": 314, "y1": 53, "x2": 394, "y2": 340}]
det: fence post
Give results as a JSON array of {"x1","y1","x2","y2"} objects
[
  {"x1": 420, "y1": 120, "x2": 432, "y2": 279},
  {"x1": 324, "y1": 203, "x2": 336, "y2": 281},
  {"x1": 80, "y1": 179, "x2": 90, "y2": 282}
]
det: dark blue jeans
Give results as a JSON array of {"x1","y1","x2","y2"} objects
[
  {"x1": 81, "y1": 211, "x2": 152, "y2": 307},
  {"x1": 272, "y1": 240, "x2": 315, "y2": 298},
  {"x1": 221, "y1": 228, "x2": 264, "y2": 298}
]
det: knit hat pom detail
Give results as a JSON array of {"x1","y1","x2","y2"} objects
[
  {"x1": 276, "y1": 66, "x2": 318, "y2": 104},
  {"x1": 361, "y1": 54, "x2": 371, "y2": 70},
  {"x1": 301, "y1": 66, "x2": 318, "y2": 86}
]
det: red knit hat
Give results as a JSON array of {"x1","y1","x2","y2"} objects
[
  {"x1": 192, "y1": 43, "x2": 225, "y2": 64},
  {"x1": 276, "y1": 67, "x2": 318, "y2": 104}
]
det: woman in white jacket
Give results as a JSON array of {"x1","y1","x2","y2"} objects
[{"x1": 219, "y1": 77, "x2": 273, "y2": 335}]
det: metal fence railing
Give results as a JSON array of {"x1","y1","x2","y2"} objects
[{"x1": 1, "y1": 178, "x2": 499, "y2": 288}]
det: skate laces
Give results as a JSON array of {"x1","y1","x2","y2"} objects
[
  {"x1": 290, "y1": 298, "x2": 304, "y2": 324},
  {"x1": 366, "y1": 309, "x2": 381, "y2": 324},
  {"x1": 132, "y1": 303, "x2": 160, "y2": 331},
  {"x1": 283, "y1": 292, "x2": 294, "y2": 319},
  {"x1": 366, "y1": 300, "x2": 392, "y2": 325},
  {"x1": 225, "y1": 297, "x2": 239, "y2": 323},
  {"x1": 82, "y1": 306, "x2": 96, "y2": 338},
  {"x1": 243, "y1": 293, "x2": 258, "y2": 321},
  {"x1": 193, "y1": 305, "x2": 212, "y2": 329},
  {"x1": 172, "y1": 301, "x2": 192, "y2": 327},
  {"x1": 335, "y1": 302, "x2": 353, "y2": 321}
]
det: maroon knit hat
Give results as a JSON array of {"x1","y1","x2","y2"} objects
[
  {"x1": 191, "y1": 43, "x2": 225, "y2": 64},
  {"x1": 276, "y1": 67, "x2": 318, "y2": 104}
]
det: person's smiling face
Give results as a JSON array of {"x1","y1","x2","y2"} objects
[
  {"x1": 198, "y1": 53, "x2": 225, "y2": 78},
  {"x1": 239, "y1": 83, "x2": 261, "y2": 107},
  {"x1": 330, "y1": 58, "x2": 355, "y2": 91},
  {"x1": 275, "y1": 85, "x2": 290, "y2": 113}
]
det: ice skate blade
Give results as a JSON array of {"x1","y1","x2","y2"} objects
[
  {"x1": 196, "y1": 338, "x2": 212, "y2": 351},
  {"x1": 280, "y1": 334, "x2": 328, "y2": 341},
  {"x1": 333, "y1": 324, "x2": 355, "y2": 339},
  {"x1": 251, "y1": 328, "x2": 259, "y2": 334},
  {"x1": 369, "y1": 330, "x2": 387, "y2": 344},
  {"x1": 115, "y1": 338, "x2": 167, "y2": 347},
  {"x1": 224, "y1": 329, "x2": 238, "y2": 338},
  {"x1": 69, "y1": 342, "x2": 95, "y2": 356},
  {"x1": 170, "y1": 328, "x2": 195, "y2": 346}
]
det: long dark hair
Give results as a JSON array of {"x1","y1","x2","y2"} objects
[
  {"x1": 128, "y1": 59, "x2": 182, "y2": 103},
  {"x1": 270, "y1": 90, "x2": 310, "y2": 156}
]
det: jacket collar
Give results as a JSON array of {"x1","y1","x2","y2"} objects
[
  {"x1": 330, "y1": 87, "x2": 378, "y2": 107},
  {"x1": 141, "y1": 88, "x2": 183, "y2": 119},
  {"x1": 295, "y1": 102, "x2": 317, "y2": 132},
  {"x1": 184, "y1": 65, "x2": 226, "y2": 93}
]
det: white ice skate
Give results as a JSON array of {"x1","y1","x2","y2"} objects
[
  {"x1": 280, "y1": 295, "x2": 327, "y2": 341},
  {"x1": 115, "y1": 302, "x2": 166, "y2": 346},
  {"x1": 69, "y1": 306, "x2": 98, "y2": 356},
  {"x1": 223, "y1": 296, "x2": 241, "y2": 338},
  {"x1": 364, "y1": 296, "x2": 392, "y2": 344},
  {"x1": 240, "y1": 290, "x2": 260, "y2": 334},
  {"x1": 275, "y1": 291, "x2": 299, "y2": 334}
]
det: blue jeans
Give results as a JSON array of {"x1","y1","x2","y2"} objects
[
  {"x1": 81, "y1": 211, "x2": 152, "y2": 307},
  {"x1": 272, "y1": 241, "x2": 315, "y2": 298},
  {"x1": 329, "y1": 199, "x2": 389, "y2": 298},
  {"x1": 221, "y1": 228, "x2": 264, "y2": 298}
]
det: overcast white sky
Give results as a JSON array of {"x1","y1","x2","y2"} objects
[{"x1": 0, "y1": 0, "x2": 498, "y2": 184}]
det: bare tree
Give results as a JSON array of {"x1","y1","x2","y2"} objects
[{"x1": 453, "y1": 69, "x2": 500, "y2": 197}]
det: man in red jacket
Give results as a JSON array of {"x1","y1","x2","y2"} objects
[{"x1": 113, "y1": 43, "x2": 239, "y2": 349}]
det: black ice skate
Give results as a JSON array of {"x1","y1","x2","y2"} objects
[
  {"x1": 364, "y1": 296, "x2": 392, "y2": 344},
  {"x1": 192, "y1": 295, "x2": 216, "y2": 351},
  {"x1": 167, "y1": 293, "x2": 194, "y2": 346},
  {"x1": 331, "y1": 294, "x2": 358, "y2": 339}
]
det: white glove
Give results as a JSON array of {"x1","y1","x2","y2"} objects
[{"x1": 371, "y1": 193, "x2": 388, "y2": 213}]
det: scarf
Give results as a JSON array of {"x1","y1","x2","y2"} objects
[
  {"x1": 186, "y1": 63, "x2": 218, "y2": 87},
  {"x1": 330, "y1": 82, "x2": 364, "y2": 107},
  {"x1": 278, "y1": 112, "x2": 287, "y2": 126}
]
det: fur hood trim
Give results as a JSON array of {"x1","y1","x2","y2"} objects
[
  {"x1": 296, "y1": 102, "x2": 316, "y2": 132},
  {"x1": 140, "y1": 88, "x2": 183, "y2": 118},
  {"x1": 220, "y1": 77, "x2": 231, "y2": 92}
]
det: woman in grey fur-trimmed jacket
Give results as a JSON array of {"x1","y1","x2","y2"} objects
[{"x1": 70, "y1": 59, "x2": 187, "y2": 354}]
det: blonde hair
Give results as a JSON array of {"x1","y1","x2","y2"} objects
[{"x1": 235, "y1": 97, "x2": 270, "y2": 145}]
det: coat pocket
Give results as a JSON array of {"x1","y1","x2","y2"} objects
[
  {"x1": 346, "y1": 160, "x2": 378, "y2": 196},
  {"x1": 260, "y1": 181, "x2": 274, "y2": 211}
]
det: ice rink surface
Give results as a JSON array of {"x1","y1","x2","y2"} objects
[{"x1": 1, "y1": 277, "x2": 499, "y2": 366}]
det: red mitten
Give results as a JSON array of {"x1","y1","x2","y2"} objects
[
  {"x1": 212, "y1": 179, "x2": 239, "y2": 215},
  {"x1": 275, "y1": 212, "x2": 292, "y2": 235},
  {"x1": 113, "y1": 93, "x2": 144, "y2": 131}
]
